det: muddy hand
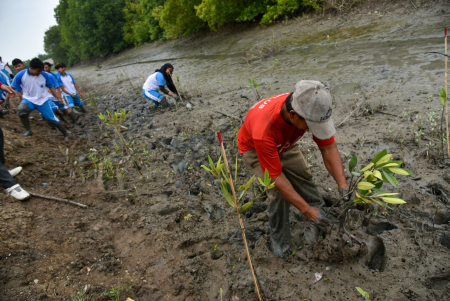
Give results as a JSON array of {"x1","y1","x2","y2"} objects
[
  {"x1": 306, "y1": 207, "x2": 332, "y2": 226},
  {"x1": 338, "y1": 187, "x2": 355, "y2": 201}
]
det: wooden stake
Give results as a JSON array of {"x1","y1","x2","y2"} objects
[
  {"x1": 217, "y1": 131, "x2": 262, "y2": 301},
  {"x1": 29, "y1": 192, "x2": 88, "y2": 208},
  {"x1": 168, "y1": 73, "x2": 184, "y2": 103},
  {"x1": 445, "y1": 28, "x2": 449, "y2": 157}
]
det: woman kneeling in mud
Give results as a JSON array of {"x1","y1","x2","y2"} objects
[{"x1": 142, "y1": 63, "x2": 180, "y2": 108}]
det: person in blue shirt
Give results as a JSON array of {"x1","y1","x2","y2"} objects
[
  {"x1": 44, "y1": 62, "x2": 77, "y2": 124},
  {"x1": 142, "y1": 63, "x2": 180, "y2": 108},
  {"x1": 12, "y1": 58, "x2": 69, "y2": 140},
  {"x1": 55, "y1": 63, "x2": 86, "y2": 113}
]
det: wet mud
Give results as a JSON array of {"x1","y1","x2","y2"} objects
[{"x1": 1, "y1": 0, "x2": 450, "y2": 300}]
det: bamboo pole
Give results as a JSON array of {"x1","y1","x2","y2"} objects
[
  {"x1": 169, "y1": 73, "x2": 193, "y2": 109},
  {"x1": 445, "y1": 28, "x2": 449, "y2": 157},
  {"x1": 217, "y1": 131, "x2": 262, "y2": 301}
]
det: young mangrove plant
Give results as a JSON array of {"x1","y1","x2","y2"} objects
[
  {"x1": 98, "y1": 109, "x2": 144, "y2": 179},
  {"x1": 333, "y1": 149, "x2": 413, "y2": 224},
  {"x1": 201, "y1": 131, "x2": 277, "y2": 301}
]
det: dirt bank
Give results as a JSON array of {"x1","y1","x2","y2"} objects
[{"x1": 1, "y1": 0, "x2": 450, "y2": 300}]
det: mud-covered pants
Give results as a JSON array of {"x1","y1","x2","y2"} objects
[
  {"x1": 0, "y1": 127, "x2": 17, "y2": 190},
  {"x1": 242, "y1": 144, "x2": 324, "y2": 257}
]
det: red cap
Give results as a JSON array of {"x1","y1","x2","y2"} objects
[{"x1": 217, "y1": 131, "x2": 223, "y2": 144}]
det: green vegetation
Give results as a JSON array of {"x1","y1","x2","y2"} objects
[{"x1": 44, "y1": 0, "x2": 363, "y2": 64}]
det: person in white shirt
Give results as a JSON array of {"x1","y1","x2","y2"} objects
[
  {"x1": 55, "y1": 63, "x2": 86, "y2": 113},
  {"x1": 11, "y1": 58, "x2": 69, "y2": 140}
]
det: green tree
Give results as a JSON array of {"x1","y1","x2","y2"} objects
[
  {"x1": 44, "y1": 25, "x2": 68, "y2": 63},
  {"x1": 152, "y1": 0, "x2": 205, "y2": 39},
  {"x1": 55, "y1": 0, "x2": 129, "y2": 64},
  {"x1": 123, "y1": 0, "x2": 165, "y2": 45}
]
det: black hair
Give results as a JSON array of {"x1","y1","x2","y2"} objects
[
  {"x1": 29, "y1": 58, "x2": 44, "y2": 69},
  {"x1": 12, "y1": 58, "x2": 23, "y2": 66},
  {"x1": 43, "y1": 62, "x2": 52, "y2": 68},
  {"x1": 55, "y1": 62, "x2": 66, "y2": 69},
  {"x1": 285, "y1": 93, "x2": 294, "y2": 112},
  {"x1": 155, "y1": 63, "x2": 174, "y2": 84},
  {"x1": 285, "y1": 92, "x2": 304, "y2": 119}
]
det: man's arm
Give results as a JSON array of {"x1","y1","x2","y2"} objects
[
  {"x1": 318, "y1": 142, "x2": 348, "y2": 188},
  {"x1": 0, "y1": 83, "x2": 18, "y2": 97},
  {"x1": 49, "y1": 87, "x2": 63, "y2": 103},
  {"x1": 273, "y1": 175, "x2": 319, "y2": 221},
  {"x1": 74, "y1": 83, "x2": 83, "y2": 98}
]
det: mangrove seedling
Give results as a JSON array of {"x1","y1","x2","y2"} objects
[
  {"x1": 334, "y1": 149, "x2": 413, "y2": 224},
  {"x1": 355, "y1": 287, "x2": 371, "y2": 300},
  {"x1": 98, "y1": 109, "x2": 144, "y2": 179}
]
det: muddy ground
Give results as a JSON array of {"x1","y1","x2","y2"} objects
[{"x1": 2, "y1": 0, "x2": 450, "y2": 300}]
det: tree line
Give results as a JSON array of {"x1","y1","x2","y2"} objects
[{"x1": 44, "y1": 0, "x2": 332, "y2": 65}]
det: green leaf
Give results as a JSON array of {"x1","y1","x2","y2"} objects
[
  {"x1": 216, "y1": 156, "x2": 222, "y2": 170},
  {"x1": 349, "y1": 155, "x2": 357, "y2": 172},
  {"x1": 352, "y1": 172, "x2": 361, "y2": 177},
  {"x1": 373, "y1": 192, "x2": 399, "y2": 197},
  {"x1": 388, "y1": 167, "x2": 413, "y2": 175},
  {"x1": 439, "y1": 88, "x2": 447, "y2": 106},
  {"x1": 221, "y1": 185, "x2": 236, "y2": 208},
  {"x1": 238, "y1": 190, "x2": 246, "y2": 200},
  {"x1": 357, "y1": 181, "x2": 375, "y2": 190},
  {"x1": 200, "y1": 165, "x2": 212, "y2": 172},
  {"x1": 353, "y1": 198, "x2": 364, "y2": 203},
  {"x1": 375, "y1": 154, "x2": 393, "y2": 166},
  {"x1": 240, "y1": 201, "x2": 254, "y2": 211},
  {"x1": 372, "y1": 170, "x2": 383, "y2": 180},
  {"x1": 371, "y1": 149, "x2": 387, "y2": 164},
  {"x1": 263, "y1": 169, "x2": 270, "y2": 186},
  {"x1": 208, "y1": 156, "x2": 215, "y2": 171},
  {"x1": 267, "y1": 182, "x2": 276, "y2": 189},
  {"x1": 237, "y1": 175, "x2": 256, "y2": 192},
  {"x1": 382, "y1": 197, "x2": 406, "y2": 204},
  {"x1": 258, "y1": 177, "x2": 266, "y2": 187},
  {"x1": 364, "y1": 171, "x2": 373, "y2": 179},
  {"x1": 381, "y1": 169, "x2": 397, "y2": 187},
  {"x1": 360, "y1": 162, "x2": 374, "y2": 172},
  {"x1": 376, "y1": 162, "x2": 400, "y2": 168}
]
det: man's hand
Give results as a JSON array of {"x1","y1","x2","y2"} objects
[
  {"x1": 0, "y1": 85, "x2": 17, "y2": 97},
  {"x1": 338, "y1": 187, "x2": 355, "y2": 201},
  {"x1": 306, "y1": 206, "x2": 332, "y2": 229},
  {"x1": 58, "y1": 98, "x2": 64, "y2": 105},
  {"x1": 79, "y1": 92, "x2": 84, "y2": 98}
]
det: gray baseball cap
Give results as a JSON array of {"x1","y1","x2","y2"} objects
[{"x1": 292, "y1": 80, "x2": 336, "y2": 140}]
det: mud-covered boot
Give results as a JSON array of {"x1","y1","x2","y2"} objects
[
  {"x1": 68, "y1": 110, "x2": 79, "y2": 124},
  {"x1": 19, "y1": 115, "x2": 33, "y2": 136},
  {"x1": 55, "y1": 122, "x2": 69, "y2": 141},
  {"x1": 78, "y1": 106, "x2": 87, "y2": 113},
  {"x1": 55, "y1": 110, "x2": 69, "y2": 124}
]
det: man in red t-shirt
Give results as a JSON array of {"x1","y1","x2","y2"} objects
[{"x1": 238, "y1": 80, "x2": 350, "y2": 257}]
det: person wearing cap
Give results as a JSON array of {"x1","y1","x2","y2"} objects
[
  {"x1": 142, "y1": 63, "x2": 180, "y2": 108},
  {"x1": 237, "y1": 80, "x2": 350, "y2": 257}
]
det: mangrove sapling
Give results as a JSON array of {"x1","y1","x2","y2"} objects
[
  {"x1": 439, "y1": 88, "x2": 447, "y2": 157},
  {"x1": 330, "y1": 149, "x2": 413, "y2": 227},
  {"x1": 355, "y1": 287, "x2": 371, "y2": 300},
  {"x1": 243, "y1": 54, "x2": 261, "y2": 101},
  {"x1": 98, "y1": 109, "x2": 144, "y2": 179},
  {"x1": 201, "y1": 132, "x2": 276, "y2": 301}
]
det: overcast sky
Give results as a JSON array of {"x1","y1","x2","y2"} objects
[{"x1": 1, "y1": 0, "x2": 59, "y2": 64}]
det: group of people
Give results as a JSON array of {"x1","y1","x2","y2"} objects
[
  {"x1": 0, "y1": 57, "x2": 87, "y2": 202},
  {"x1": 2, "y1": 58, "x2": 351, "y2": 258}
]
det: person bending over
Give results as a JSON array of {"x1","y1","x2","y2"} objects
[
  {"x1": 237, "y1": 80, "x2": 351, "y2": 257},
  {"x1": 142, "y1": 63, "x2": 180, "y2": 108}
]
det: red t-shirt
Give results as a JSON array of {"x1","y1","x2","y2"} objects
[{"x1": 237, "y1": 93, "x2": 335, "y2": 178}]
